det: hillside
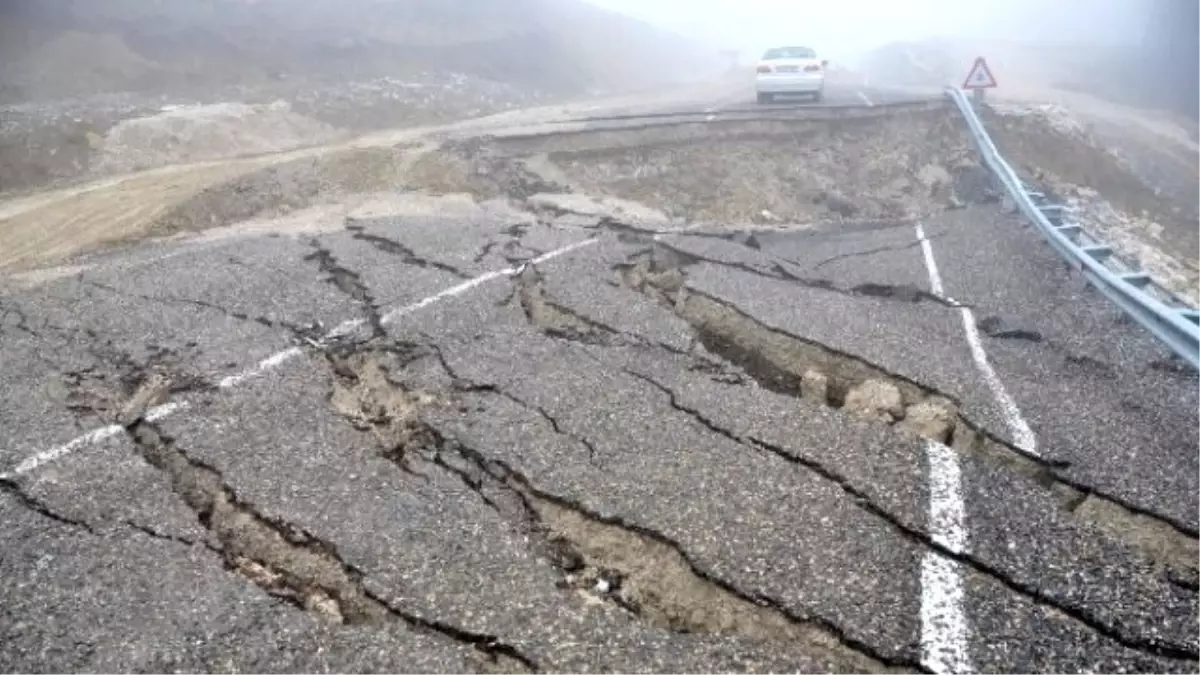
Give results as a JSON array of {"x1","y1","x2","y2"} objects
[
  {"x1": 0, "y1": 0, "x2": 722, "y2": 103},
  {"x1": 0, "y1": 0, "x2": 723, "y2": 196}
]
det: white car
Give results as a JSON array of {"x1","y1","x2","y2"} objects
[{"x1": 755, "y1": 46, "x2": 827, "y2": 103}]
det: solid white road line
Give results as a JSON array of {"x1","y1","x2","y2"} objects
[
  {"x1": 1, "y1": 238, "x2": 598, "y2": 480},
  {"x1": 920, "y1": 440, "x2": 971, "y2": 673},
  {"x1": 915, "y1": 223, "x2": 1038, "y2": 454},
  {"x1": 857, "y1": 91, "x2": 874, "y2": 107}
]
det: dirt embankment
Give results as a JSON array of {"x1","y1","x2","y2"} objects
[
  {"x1": 984, "y1": 104, "x2": 1200, "y2": 302},
  {"x1": 855, "y1": 37, "x2": 1198, "y2": 301},
  {"x1": 536, "y1": 107, "x2": 990, "y2": 226},
  {"x1": 0, "y1": 105, "x2": 999, "y2": 275}
]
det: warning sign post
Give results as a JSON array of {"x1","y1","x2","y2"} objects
[{"x1": 962, "y1": 56, "x2": 997, "y2": 107}]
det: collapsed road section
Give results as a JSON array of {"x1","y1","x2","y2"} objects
[{"x1": 2, "y1": 95, "x2": 1197, "y2": 673}]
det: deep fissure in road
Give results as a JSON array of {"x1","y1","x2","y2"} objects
[
  {"x1": 611, "y1": 248, "x2": 1199, "y2": 591},
  {"x1": 44, "y1": 339, "x2": 537, "y2": 673},
  {"x1": 121, "y1": 418, "x2": 537, "y2": 673},
  {"x1": 494, "y1": 252, "x2": 1198, "y2": 660},
  {"x1": 314, "y1": 334, "x2": 898, "y2": 673}
]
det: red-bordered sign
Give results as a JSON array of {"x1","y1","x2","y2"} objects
[{"x1": 962, "y1": 56, "x2": 997, "y2": 89}]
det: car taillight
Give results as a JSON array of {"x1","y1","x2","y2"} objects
[
  {"x1": 804, "y1": 64, "x2": 822, "y2": 72},
  {"x1": 757, "y1": 65, "x2": 772, "y2": 74}
]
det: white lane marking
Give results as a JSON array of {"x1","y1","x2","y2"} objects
[
  {"x1": 6, "y1": 425, "x2": 124, "y2": 478},
  {"x1": 915, "y1": 223, "x2": 1038, "y2": 454},
  {"x1": 915, "y1": 218, "x2": 1038, "y2": 672},
  {"x1": 857, "y1": 91, "x2": 874, "y2": 107},
  {"x1": 920, "y1": 440, "x2": 971, "y2": 674},
  {"x1": 916, "y1": 222, "x2": 946, "y2": 295},
  {"x1": 925, "y1": 440, "x2": 967, "y2": 552},
  {"x1": 1, "y1": 239, "x2": 598, "y2": 480}
]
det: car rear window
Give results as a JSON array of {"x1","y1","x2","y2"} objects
[{"x1": 763, "y1": 47, "x2": 816, "y2": 60}]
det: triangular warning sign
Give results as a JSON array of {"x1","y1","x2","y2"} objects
[{"x1": 963, "y1": 56, "x2": 997, "y2": 89}]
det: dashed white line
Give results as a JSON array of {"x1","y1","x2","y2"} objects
[
  {"x1": 857, "y1": 91, "x2": 874, "y2": 107},
  {"x1": 920, "y1": 437, "x2": 972, "y2": 673},
  {"x1": 915, "y1": 222, "x2": 1037, "y2": 454},
  {"x1": 1, "y1": 238, "x2": 598, "y2": 480},
  {"x1": 914, "y1": 218, "x2": 1043, "y2": 673}
]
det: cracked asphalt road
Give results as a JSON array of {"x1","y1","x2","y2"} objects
[{"x1": 1, "y1": 84, "x2": 1197, "y2": 674}]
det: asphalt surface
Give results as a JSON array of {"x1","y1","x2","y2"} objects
[{"x1": 1, "y1": 78, "x2": 1197, "y2": 674}]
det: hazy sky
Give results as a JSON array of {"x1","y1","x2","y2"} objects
[{"x1": 584, "y1": 0, "x2": 1150, "y2": 60}]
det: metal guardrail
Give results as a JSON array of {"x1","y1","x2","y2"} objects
[{"x1": 946, "y1": 87, "x2": 1199, "y2": 370}]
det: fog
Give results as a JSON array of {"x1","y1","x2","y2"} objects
[{"x1": 585, "y1": 0, "x2": 1153, "y2": 60}]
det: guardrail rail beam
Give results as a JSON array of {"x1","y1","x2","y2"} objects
[{"x1": 945, "y1": 87, "x2": 1199, "y2": 370}]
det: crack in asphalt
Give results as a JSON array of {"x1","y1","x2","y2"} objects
[
  {"x1": 472, "y1": 241, "x2": 500, "y2": 264},
  {"x1": 79, "y1": 278, "x2": 323, "y2": 342},
  {"x1": 808, "y1": 233, "x2": 943, "y2": 271},
  {"x1": 1148, "y1": 356, "x2": 1193, "y2": 377},
  {"x1": 318, "y1": 337, "x2": 478, "y2": 486},
  {"x1": 653, "y1": 238, "x2": 967, "y2": 309},
  {"x1": 122, "y1": 419, "x2": 537, "y2": 673},
  {"x1": 622, "y1": 367, "x2": 1199, "y2": 662},
  {"x1": 309, "y1": 332, "x2": 896, "y2": 671},
  {"x1": 59, "y1": 341, "x2": 216, "y2": 427},
  {"x1": 976, "y1": 315, "x2": 1045, "y2": 343},
  {"x1": 514, "y1": 262, "x2": 734, "y2": 374},
  {"x1": 974, "y1": 315, "x2": 1156, "y2": 380},
  {"x1": 618, "y1": 249, "x2": 1200, "y2": 619},
  {"x1": 119, "y1": 518, "x2": 204, "y2": 548},
  {"x1": 0, "y1": 476, "x2": 211, "y2": 551},
  {"x1": 424, "y1": 340, "x2": 604, "y2": 469},
  {"x1": 0, "y1": 477, "x2": 100, "y2": 535},
  {"x1": 0, "y1": 299, "x2": 36, "y2": 336},
  {"x1": 0, "y1": 297, "x2": 104, "y2": 343},
  {"x1": 303, "y1": 239, "x2": 385, "y2": 339},
  {"x1": 514, "y1": 265, "x2": 623, "y2": 347},
  {"x1": 425, "y1": 428, "x2": 901, "y2": 673},
  {"x1": 346, "y1": 224, "x2": 473, "y2": 280},
  {"x1": 472, "y1": 222, "x2": 546, "y2": 266}
]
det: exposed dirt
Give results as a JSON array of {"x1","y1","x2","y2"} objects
[
  {"x1": 93, "y1": 100, "x2": 344, "y2": 175},
  {"x1": 364, "y1": 106, "x2": 994, "y2": 230},
  {"x1": 0, "y1": 75, "x2": 558, "y2": 198},
  {"x1": 0, "y1": 107, "x2": 996, "y2": 276},
  {"x1": 543, "y1": 108, "x2": 989, "y2": 226},
  {"x1": 0, "y1": 140, "x2": 437, "y2": 271},
  {"x1": 402, "y1": 141, "x2": 569, "y2": 202}
]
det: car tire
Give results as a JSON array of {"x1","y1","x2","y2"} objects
[
  {"x1": 812, "y1": 89, "x2": 824, "y2": 103},
  {"x1": 757, "y1": 92, "x2": 772, "y2": 104}
]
